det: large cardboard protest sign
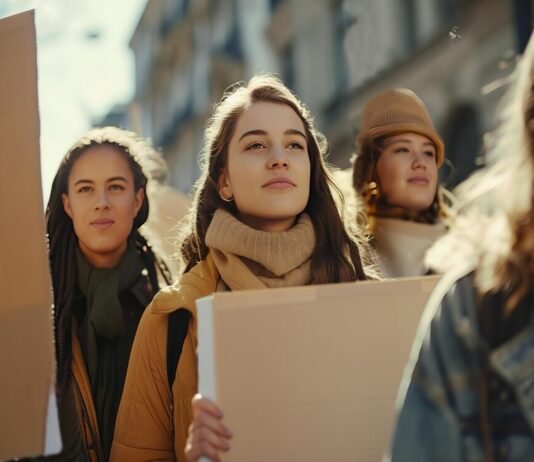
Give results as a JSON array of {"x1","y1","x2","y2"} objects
[
  {"x1": 197, "y1": 276, "x2": 439, "y2": 462},
  {"x1": 0, "y1": 10, "x2": 61, "y2": 460}
]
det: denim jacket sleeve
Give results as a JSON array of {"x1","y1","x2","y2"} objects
[{"x1": 387, "y1": 270, "x2": 482, "y2": 462}]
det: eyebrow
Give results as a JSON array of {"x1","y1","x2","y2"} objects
[
  {"x1": 107, "y1": 176, "x2": 129, "y2": 183},
  {"x1": 238, "y1": 128, "x2": 307, "y2": 142},
  {"x1": 73, "y1": 176, "x2": 128, "y2": 187}
]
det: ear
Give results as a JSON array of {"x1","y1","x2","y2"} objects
[
  {"x1": 217, "y1": 168, "x2": 233, "y2": 200},
  {"x1": 134, "y1": 188, "x2": 145, "y2": 216},
  {"x1": 62, "y1": 193, "x2": 73, "y2": 219}
]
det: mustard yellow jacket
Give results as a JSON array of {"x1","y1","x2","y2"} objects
[
  {"x1": 71, "y1": 324, "x2": 103, "y2": 462},
  {"x1": 110, "y1": 255, "x2": 219, "y2": 462}
]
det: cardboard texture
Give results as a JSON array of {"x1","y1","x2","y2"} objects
[
  {"x1": 197, "y1": 276, "x2": 439, "y2": 462},
  {"x1": 0, "y1": 10, "x2": 61, "y2": 460}
]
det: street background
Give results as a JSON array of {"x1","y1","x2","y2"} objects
[{"x1": 1, "y1": 0, "x2": 530, "y2": 201}]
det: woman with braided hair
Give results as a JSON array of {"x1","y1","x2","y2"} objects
[{"x1": 45, "y1": 126, "x2": 172, "y2": 461}]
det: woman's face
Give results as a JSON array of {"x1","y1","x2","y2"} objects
[
  {"x1": 62, "y1": 145, "x2": 144, "y2": 268},
  {"x1": 375, "y1": 132, "x2": 438, "y2": 213},
  {"x1": 218, "y1": 101, "x2": 311, "y2": 232}
]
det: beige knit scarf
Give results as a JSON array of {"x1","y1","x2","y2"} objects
[{"x1": 205, "y1": 208, "x2": 316, "y2": 290}]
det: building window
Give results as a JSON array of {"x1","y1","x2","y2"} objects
[
  {"x1": 400, "y1": 0, "x2": 417, "y2": 51},
  {"x1": 436, "y1": 0, "x2": 455, "y2": 21},
  {"x1": 160, "y1": 0, "x2": 190, "y2": 38},
  {"x1": 270, "y1": 0, "x2": 285, "y2": 13},
  {"x1": 441, "y1": 104, "x2": 481, "y2": 187},
  {"x1": 281, "y1": 42, "x2": 295, "y2": 90},
  {"x1": 222, "y1": 1, "x2": 243, "y2": 60},
  {"x1": 332, "y1": 0, "x2": 354, "y2": 94},
  {"x1": 513, "y1": 0, "x2": 534, "y2": 52}
]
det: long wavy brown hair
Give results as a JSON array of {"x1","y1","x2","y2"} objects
[
  {"x1": 46, "y1": 126, "x2": 172, "y2": 389},
  {"x1": 180, "y1": 74, "x2": 371, "y2": 282}
]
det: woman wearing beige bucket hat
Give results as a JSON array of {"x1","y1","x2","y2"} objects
[{"x1": 352, "y1": 88, "x2": 453, "y2": 278}]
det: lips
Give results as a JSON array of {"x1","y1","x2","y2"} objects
[
  {"x1": 407, "y1": 176, "x2": 429, "y2": 185},
  {"x1": 90, "y1": 218, "x2": 114, "y2": 229},
  {"x1": 262, "y1": 177, "x2": 295, "y2": 189}
]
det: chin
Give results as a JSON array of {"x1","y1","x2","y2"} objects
[
  {"x1": 89, "y1": 243, "x2": 124, "y2": 255},
  {"x1": 267, "y1": 211, "x2": 304, "y2": 222}
]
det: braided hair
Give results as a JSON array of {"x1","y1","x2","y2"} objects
[{"x1": 46, "y1": 127, "x2": 172, "y2": 390}]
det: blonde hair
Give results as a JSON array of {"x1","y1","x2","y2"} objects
[{"x1": 427, "y1": 36, "x2": 534, "y2": 312}]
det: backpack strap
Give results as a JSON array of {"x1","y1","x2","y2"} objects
[{"x1": 167, "y1": 308, "x2": 191, "y2": 390}]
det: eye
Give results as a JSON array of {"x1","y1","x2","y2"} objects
[
  {"x1": 288, "y1": 141, "x2": 305, "y2": 150},
  {"x1": 394, "y1": 147, "x2": 410, "y2": 154},
  {"x1": 246, "y1": 142, "x2": 265, "y2": 150},
  {"x1": 77, "y1": 185, "x2": 92, "y2": 193},
  {"x1": 109, "y1": 183, "x2": 126, "y2": 191},
  {"x1": 424, "y1": 150, "x2": 436, "y2": 158}
]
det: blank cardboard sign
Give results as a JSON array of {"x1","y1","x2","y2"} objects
[
  {"x1": 0, "y1": 10, "x2": 60, "y2": 460},
  {"x1": 197, "y1": 276, "x2": 439, "y2": 462}
]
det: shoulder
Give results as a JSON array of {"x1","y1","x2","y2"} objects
[
  {"x1": 409, "y1": 269, "x2": 482, "y2": 387},
  {"x1": 150, "y1": 254, "x2": 220, "y2": 316},
  {"x1": 402, "y1": 267, "x2": 480, "y2": 380},
  {"x1": 418, "y1": 268, "x2": 479, "y2": 348},
  {"x1": 395, "y1": 269, "x2": 481, "y2": 409}
]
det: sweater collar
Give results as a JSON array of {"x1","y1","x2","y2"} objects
[{"x1": 205, "y1": 208, "x2": 316, "y2": 290}]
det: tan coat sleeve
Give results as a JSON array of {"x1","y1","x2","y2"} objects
[
  {"x1": 171, "y1": 319, "x2": 197, "y2": 461},
  {"x1": 111, "y1": 258, "x2": 213, "y2": 462},
  {"x1": 110, "y1": 306, "x2": 175, "y2": 461}
]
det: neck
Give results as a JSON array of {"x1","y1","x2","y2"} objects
[{"x1": 78, "y1": 241, "x2": 127, "y2": 268}]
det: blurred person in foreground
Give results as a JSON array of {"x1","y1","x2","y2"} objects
[{"x1": 387, "y1": 33, "x2": 534, "y2": 462}]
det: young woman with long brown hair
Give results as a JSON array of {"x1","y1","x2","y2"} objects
[{"x1": 111, "y1": 74, "x2": 372, "y2": 462}]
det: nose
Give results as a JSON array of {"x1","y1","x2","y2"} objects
[
  {"x1": 412, "y1": 150, "x2": 426, "y2": 169},
  {"x1": 94, "y1": 190, "x2": 110, "y2": 210},
  {"x1": 267, "y1": 145, "x2": 289, "y2": 169}
]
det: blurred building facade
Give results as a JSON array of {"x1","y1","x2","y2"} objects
[{"x1": 126, "y1": 0, "x2": 524, "y2": 193}]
